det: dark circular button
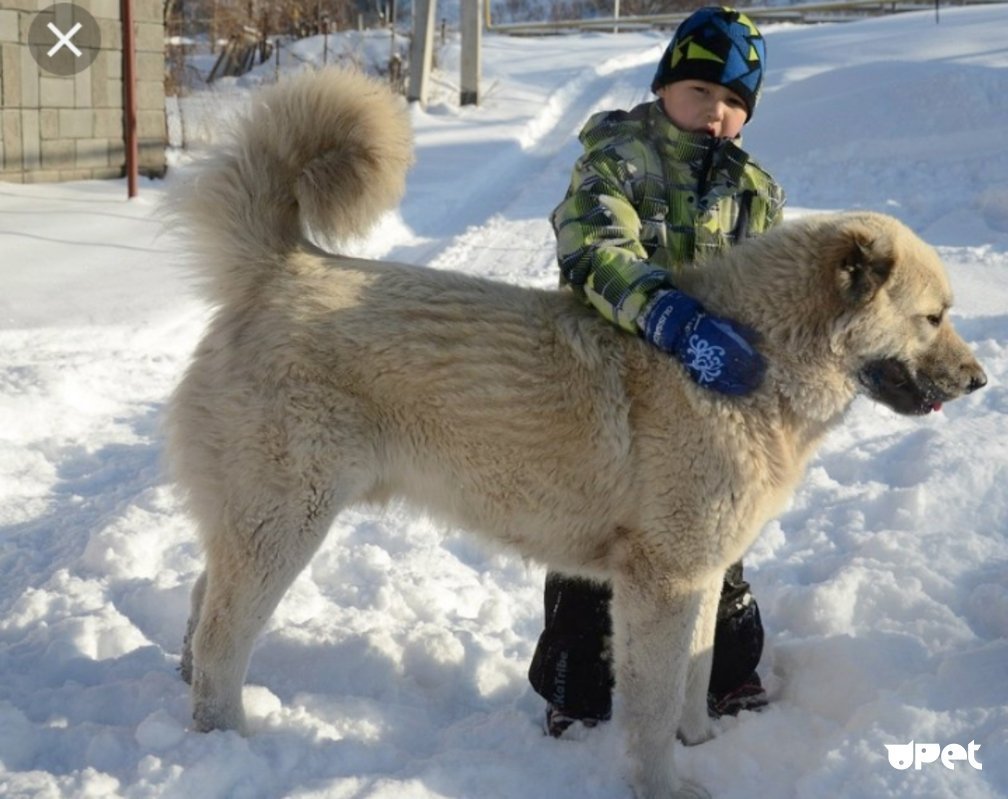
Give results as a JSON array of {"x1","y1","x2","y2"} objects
[{"x1": 28, "y1": 3, "x2": 102, "y2": 77}]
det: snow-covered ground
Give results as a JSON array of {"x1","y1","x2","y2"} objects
[{"x1": 2, "y1": 6, "x2": 1008, "y2": 797}]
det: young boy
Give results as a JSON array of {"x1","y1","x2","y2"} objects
[{"x1": 528, "y1": 6, "x2": 785, "y2": 737}]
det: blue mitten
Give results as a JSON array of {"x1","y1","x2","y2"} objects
[{"x1": 638, "y1": 289, "x2": 765, "y2": 395}]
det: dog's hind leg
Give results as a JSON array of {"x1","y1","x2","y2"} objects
[
  {"x1": 180, "y1": 569, "x2": 207, "y2": 685},
  {"x1": 611, "y1": 571, "x2": 712, "y2": 799},
  {"x1": 188, "y1": 498, "x2": 338, "y2": 733}
]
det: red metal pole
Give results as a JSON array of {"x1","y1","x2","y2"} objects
[{"x1": 122, "y1": 0, "x2": 138, "y2": 198}]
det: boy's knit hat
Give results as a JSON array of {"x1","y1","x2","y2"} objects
[{"x1": 651, "y1": 6, "x2": 765, "y2": 120}]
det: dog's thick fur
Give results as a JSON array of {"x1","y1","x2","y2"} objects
[{"x1": 167, "y1": 69, "x2": 986, "y2": 799}]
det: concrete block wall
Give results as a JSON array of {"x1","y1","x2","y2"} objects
[{"x1": 0, "y1": 0, "x2": 166, "y2": 183}]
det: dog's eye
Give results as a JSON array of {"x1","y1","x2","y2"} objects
[{"x1": 926, "y1": 313, "x2": 942, "y2": 328}]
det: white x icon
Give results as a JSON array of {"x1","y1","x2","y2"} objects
[{"x1": 46, "y1": 21, "x2": 82, "y2": 57}]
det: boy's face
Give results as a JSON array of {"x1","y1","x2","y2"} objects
[{"x1": 656, "y1": 80, "x2": 748, "y2": 140}]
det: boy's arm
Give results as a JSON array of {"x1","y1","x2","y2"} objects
[
  {"x1": 752, "y1": 169, "x2": 786, "y2": 233},
  {"x1": 551, "y1": 148, "x2": 671, "y2": 334},
  {"x1": 552, "y1": 144, "x2": 770, "y2": 395}
]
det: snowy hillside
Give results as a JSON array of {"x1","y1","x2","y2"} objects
[{"x1": 1, "y1": 5, "x2": 1007, "y2": 798}]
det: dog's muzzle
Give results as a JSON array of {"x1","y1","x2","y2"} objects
[{"x1": 858, "y1": 357, "x2": 987, "y2": 416}]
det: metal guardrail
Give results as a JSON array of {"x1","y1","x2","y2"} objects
[{"x1": 485, "y1": 0, "x2": 960, "y2": 34}]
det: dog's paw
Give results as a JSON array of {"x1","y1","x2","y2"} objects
[
  {"x1": 676, "y1": 718, "x2": 716, "y2": 747},
  {"x1": 631, "y1": 771, "x2": 712, "y2": 799},
  {"x1": 191, "y1": 708, "x2": 247, "y2": 735},
  {"x1": 670, "y1": 779, "x2": 712, "y2": 799}
]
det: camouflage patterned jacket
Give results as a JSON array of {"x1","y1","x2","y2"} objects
[{"x1": 552, "y1": 100, "x2": 785, "y2": 333}]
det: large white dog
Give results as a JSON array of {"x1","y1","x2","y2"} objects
[{"x1": 167, "y1": 68, "x2": 986, "y2": 799}]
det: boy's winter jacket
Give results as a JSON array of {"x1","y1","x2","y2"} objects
[{"x1": 551, "y1": 100, "x2": 785, "y2": 333}]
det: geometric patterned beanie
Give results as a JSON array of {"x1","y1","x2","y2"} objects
[{"x1": 650, "y1": 6, "x2": 766, "y2": 121}]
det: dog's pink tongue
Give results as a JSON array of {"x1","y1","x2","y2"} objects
[{"x1": 932, "y1": 401, "x2": 943, "y2": 412}]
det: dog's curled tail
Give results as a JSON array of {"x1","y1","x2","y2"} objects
[{"x1": 172, "y1": 68, "x2": 413, "y2": 303}]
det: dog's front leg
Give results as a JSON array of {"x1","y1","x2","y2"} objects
[
  {"x1": 677, "y1": 574, "x2": 722, "y2": 746},
  {"x1": 611, "y1": 573, "x2": 712, "y2": 799}
]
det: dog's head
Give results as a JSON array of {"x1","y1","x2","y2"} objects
[{"x1": 825, "y1": 214, "x2": 987, "y2": 416}]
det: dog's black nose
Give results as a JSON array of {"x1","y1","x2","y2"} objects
[{"x1": 967, "y1": 369, "x2": 988, "y2": 393}]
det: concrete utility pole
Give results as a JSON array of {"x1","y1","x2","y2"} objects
[
  {"x1": 460, "y1": 0, "x2": 481, "y2": 105},
  {"x1": 409, "y1": 0, "x2": 482, "y2": 107},
  {"x1": 407, "y1": 0, "x2": 436, "y2": 104}
]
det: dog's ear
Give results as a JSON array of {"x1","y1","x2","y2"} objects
[{"x1": 836, "y1": 230, "x2": 894, "y2": 306}]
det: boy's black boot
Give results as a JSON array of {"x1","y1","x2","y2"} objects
[{"x1": 708, "y1": 671, "x2": 768, "y2": 718}]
